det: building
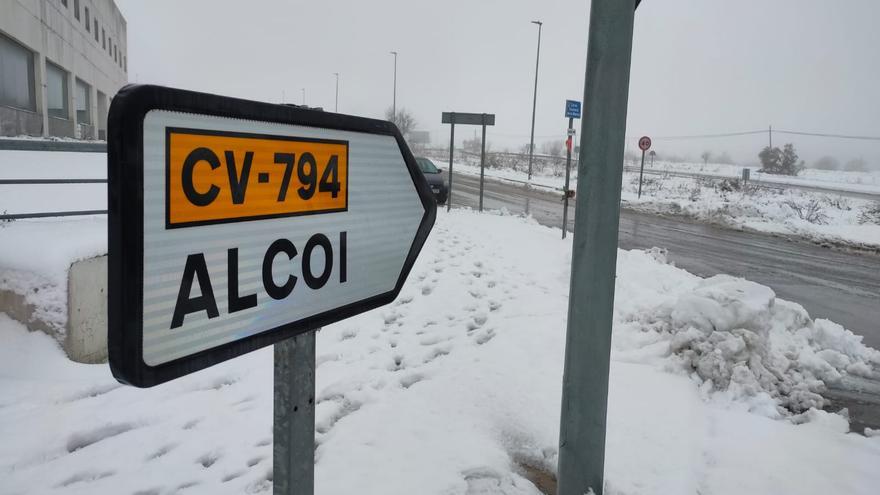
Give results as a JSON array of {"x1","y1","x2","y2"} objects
[{"x1": 1, "y1": 0, "x2": 127, "y2": 140}]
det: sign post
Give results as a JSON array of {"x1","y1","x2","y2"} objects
[
  {"x1": 107, "y1": 84, "x2": 436, "y2": 493},
  {"x1": 637, "y1": 135, "x2": 651, "y2": 199},
  {"x1": 556, "y1": 0, "x2": 636, "y2": 493},
  {"x1": 441, "y1": 112, "x2": 496, "y2": 212},
  {"x1": 562, "y1": 100, "x2": 581, "y2": 239}
]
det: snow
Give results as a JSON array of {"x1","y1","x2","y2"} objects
[
  {"x1": 0, "y1": 218, "x2": 107, "y2": 335},
  {"x1": 425, "y1": 153, "x2": 880, "y2": 250},
  {"x1": 2, "y1": 209, "x2": 879, "y2": 495}
]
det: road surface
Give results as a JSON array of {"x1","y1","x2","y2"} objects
[{"x1": 451, "y1": 171, "x2": 880, "y2": 430}]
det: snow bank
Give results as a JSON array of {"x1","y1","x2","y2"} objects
[
  {"x1": 0, "y1": 217, "x2": 107, "y2": 336},
  {"x1": 2, "y1": 209, "x2": 878, "y2": 494}
]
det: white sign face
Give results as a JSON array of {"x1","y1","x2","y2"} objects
[{"x1": 108, "y1": 85, "x2": 435, "y2": 387}]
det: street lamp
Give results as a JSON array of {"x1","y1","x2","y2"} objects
[
  {"x1": 390, "y1": 51, "x2": 398, "y2": 118},
  {"x1": 528, "y1": 20, "x2": 543, "y2": 181},
  {"x1": 333, "y1": 72, "x2": 339, "y2": 112}
]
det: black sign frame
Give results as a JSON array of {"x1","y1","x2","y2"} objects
[{"x1": 108, "y1": 84, "x2": 436, "y2": 387}]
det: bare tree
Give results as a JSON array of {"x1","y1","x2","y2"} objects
[
  {"x1": 844, "y1": 157, "x2": 868, "y2": 172},
  {"x1": 700, "y1": 151, "x2": 712, "y2": 166},
  {"x1": 385, "y1": 107, "x2": 416, "y2": 137},
  {"x1": 540, "y1": 140, "x2": 564, "y2": 157},
  {"x1": 814, "y1": 156, "x2": 840, "y2": 171}
]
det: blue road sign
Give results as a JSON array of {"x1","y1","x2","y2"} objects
[{"x1": 565, "y1": 100, "x2": 582, "y2": 119}]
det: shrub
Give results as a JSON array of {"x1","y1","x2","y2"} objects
[
  {"x1": 858, "y1": 202, "x2": 880, "y2": 225},
  {"x1": 783, "y1": 199, "x2": 828, "y2": 224}
]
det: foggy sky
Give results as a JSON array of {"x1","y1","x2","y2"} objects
[{"x1": 115, "y1": 0, "x2": 880, "y2": 166}]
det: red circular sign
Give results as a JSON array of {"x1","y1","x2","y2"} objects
[{"x1": 638, "y1": 136, "x2": 652, "y2": 151}]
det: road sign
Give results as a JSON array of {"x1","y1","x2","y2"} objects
[
  {"x1": 567, "y1": 128, "x2": 577, "y2": 136},
  {"x1": 638, "y1": 135, "x2": 652, "y2": 151},
  {"x1": 108, "y1": 84, "x2": 436, "y2": 387},
  {"x1": 441, "y1": 112, "x2": 495, "y2": 126},
  {"x1": 565, "y1": 100, "x2": 582, "y2": 119}
]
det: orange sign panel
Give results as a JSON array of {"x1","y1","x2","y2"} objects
[{"x1": 166, "y1": 129, "x2": 348, "y2": 228}]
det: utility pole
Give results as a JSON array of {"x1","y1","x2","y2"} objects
[
  {"x1": 768, "y1": 124, "x2": 773, "y2": 149},
  {"x1": 334, "y1": 73, "x2": 339, "y2": 112},
  {"x1": 556, "y1": 0, "x2": 635, "y2": 494},
  {"x1": 527, "y1": 20, "x2": 543, "y2": 181},
  {"x1": 390, "y1": 51, "x2": 398, "y2": 118}
]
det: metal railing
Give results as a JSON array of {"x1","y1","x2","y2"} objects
[{"x1": 0, "y1": 178, "x2": 108, "y2": 221}]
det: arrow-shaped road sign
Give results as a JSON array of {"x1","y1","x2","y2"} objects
[{"x1": 108, "y1": 85, "x2": 436, "y2": 387}]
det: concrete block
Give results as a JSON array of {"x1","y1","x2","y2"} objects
[{"x1": 66, "y1": 255, "x2": 108, "y2": 363}]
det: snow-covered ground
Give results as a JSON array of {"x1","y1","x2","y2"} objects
[
  {"x1": 435, "y1": 156, "x2": 880, "y2": 251},
  {"x1": 2, "y1": 209, "x2": 879, "y2": 495}
]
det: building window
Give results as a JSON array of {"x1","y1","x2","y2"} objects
[
  {"x1": 84, "y1": 7, "x2": 90, "y2": 30},
  {"x1": 0, "y1": 34, "x2": 37, "y2": 111},
  {"x1": 46, "y1": 62, "x2": 69, "y2": 119},
  {"x1": 94, "y1": 19, "x2": 98, "y2": 41},
  {"x1": 61, "y1": 0, "x2": 67, "y2": 7},
  {"x1": 75, "y1": 78, "x2": 90, "y2": 124},
  {"x1": 74, "y1": 0, "x2": 79, "y2": 20},
  {"x1": 102, "y1": 29, "x2": 105, "y2": 49},
  {"x1": 113, "y1": 45, "x2": 117, "y2": 62}
]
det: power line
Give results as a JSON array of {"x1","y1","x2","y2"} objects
[
  {"x1": 639, "y1": 130, "x2": 766, "y2": 140},
  {"x1": 774, "y1": 130, "x2": 880, "y2": 141}
]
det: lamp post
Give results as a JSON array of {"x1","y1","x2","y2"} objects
[
  {"x1": 390, "y1": 51, "x2": 398, "y2": 118},
  {"x1": 333, "y1": 72, "x2": 339, "y2": 112},
  {"x1": 528, "y1": 20, "x2": 543, "y2": 181}
]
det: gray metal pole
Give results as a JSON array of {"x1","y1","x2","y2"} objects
[
  {"x1": 479, "y1": 118, "x2": 487, "y2": 212},
  {"x1": 448, "y1": 119, "x2": 455, "y2": 212},
  {"x1": 274, "y1": 331, "x2": 317, "y2": 495},
  {"x1": 637, "y1": 149, "x2": 645, "y2": 199},
  {"x1": 562, "y1": 116, "x2": 573, "y2": 239},
  {"x1": 391, "y1": 51, "x2": 398, "y2": 117},
  {"x1": 527, "y1": 20, "x2": 542, "y2": 181},
  {"x1": 556, "y1": 0, "x2": 635, "y2": 493},
  {"x1": 334, "y1": 73, "x2": 339, "y2": 112}
]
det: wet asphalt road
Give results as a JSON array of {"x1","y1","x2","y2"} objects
[
  {"x1": 450, "y1": 172, "x2": 880, "y2": 349},
  {"x1": 450, "y1": 172, "x2": 880, "y2": 430}
]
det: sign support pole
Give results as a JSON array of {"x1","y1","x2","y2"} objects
[
  {"x1": 556, "y1": 0, "x2": 634, "y2": 493},
  {"x1": 637, "y1": 149, "x2": 646, "y2": 199},
  {"x1": 274, "y1": 331, "x2": 317, "y2": 495},
  {"x1": 479, "y1": 116, "x2": 487, "y2": 212},
  {"x1": 562, "y1": 116, "x2": 573, "y2": 239},
  {"x1": 448, "y1": 118, "x2": 455, "y2": 212}
]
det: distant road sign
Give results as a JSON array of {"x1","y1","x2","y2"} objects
[
  {"x1": 441, "y1": 112, "x2": 495, "y2": 126},
  {"x1": 567, "y1": 128, "x2": 577, "y2": 137},
  {"x1": 638, "y1": 135, "x2": 652, "y2": 151},
  {"x1": 565, "y1": 100, "x2": 582, "y2": 119},
  {"x1": 108, "y1": 84, "x2": 435, "y2": 387}
]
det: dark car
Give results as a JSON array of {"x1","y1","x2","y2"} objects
[{"x1": 415, "y1": 157, "x2": 448, "y2": 205}]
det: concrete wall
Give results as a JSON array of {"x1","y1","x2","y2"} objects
[
  {"x1": 0, "y1": 254, "x2": 108, "y2": 363},
  {"x1": 1, "y1": 0, "x2": 128, "y2": 138},
  {"x1": 66, "y1": 254, "x2": 107, "y2": 363}
]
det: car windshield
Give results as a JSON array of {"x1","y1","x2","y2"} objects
[{"x1": 416, "y1": 157, "x2": 440, "y2": 174}]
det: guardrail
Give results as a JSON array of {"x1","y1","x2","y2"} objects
[{"x1": 0, "y1": 178, "x2": 107, "y2": 221}]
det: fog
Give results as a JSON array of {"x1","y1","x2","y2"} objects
[{"x1": 116, "y1": 0, "x2": 880, "y2": 167}]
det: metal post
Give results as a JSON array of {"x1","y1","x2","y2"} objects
[
  {"x1": 556, "y1": 0, "x2": 635, "y2": 493},
  {"x1": 527, "y1": 20, "x2": 543, "y2": 181},
  {"x1": 274, "y1": 331, "x2": 317, "y2": 495},
  {"x1": 447, "y1": 119, "x2": 455, "y2": 212},
  {"x1": 334, "y1": 73, "x2": 339, "y2": 112},
  {"x1": 769, "y1": 124, "x2": 772, "y2": 149},
  {"x1": 391, "y1": 51, "x2": 398, "y2": 117},
  {"x1": 562, "y1": 116, "x2": 573, "y2": 238},
  {"x1": 479, "y1": 117, "x2": 487, "y2": 212},
  {"x1": 637, "y1": 149, "x2": 646, "y2": 198}
]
